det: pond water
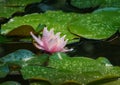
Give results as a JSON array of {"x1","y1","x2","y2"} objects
[{"x1": 0, "y1": 0, "x2": 120, "y2": 85}]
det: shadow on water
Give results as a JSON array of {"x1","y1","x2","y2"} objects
[
  {"x1": 67, "y1": 38, "x2": 120, "y2": 66},
  {"x1": 0, "y1": 74, "x2": 29, "y2": 85},
  {"x1": 0, "y1": 37, "x2": 120, "y2": 66}
]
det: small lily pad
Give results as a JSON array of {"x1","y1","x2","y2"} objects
[
  {"x1": 96, "y1": 57, "x2": 112, "y2": 66},
  {"x1": 0, "y1": 81, "x2": 21, "y2": 85},
  {"x1": 26, "y1": 54, "x2": 49, "y2": 66},
  {"x1": 0, "y1": 0, "x2": 41, "y2": 17},
  {"x1": 0, "y1": 49, "x2": 35, "y2": 67},
  {"x1": 0, "y1": 64, "x2": 9, "y2": 78}
]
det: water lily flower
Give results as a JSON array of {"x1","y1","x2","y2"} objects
[{"x1": 30, "y1": 27, "x2": 72, "y2": 53}]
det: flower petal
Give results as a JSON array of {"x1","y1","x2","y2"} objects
[
  {"x1": 33, "y1": 43, "x2": 45, "y2": 50},
  {"x1": 30, "y1": 32, "x2": 43, "y2": 46},
  {"x1": 30, "y1": 27, "x2": 72, "y2": 53}
]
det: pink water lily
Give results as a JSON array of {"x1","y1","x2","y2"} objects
[{"x1": 30, "y1": 27, "x2": 72, "y2": 53}]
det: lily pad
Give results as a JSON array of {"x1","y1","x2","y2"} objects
[
  {"x1": 21, "y1": 53, "x2": 120, "y2": 85},
  {"x1": 0, "y1": 2, "x2": 23, "y2": 18},
  {"x1": 1, "y1": 11, "x2": 77, "y2": 41},
  {"x1": 21, "y1": 66, "x2": 83, "y2": 85},
  {"x1": 26, "y1": 54, "x2": 49, "y2": 66},
  {"x1": 2, "y1": 10, "x2": 120, "y2": 40},
  {"x1": 0, "y1": 49, "x2": 35, "y2": 67},
  {"x1": 49, "y1": 53, "x2": 120, "y2": 76},
  {"x1": 0, "y1": 81, "x2": 21, "y2": 85},
  {"x1": 29, "y1": 78, "x2": 52, "y2": 85},
  {"x1": 71, "y1": 0, "x2": 120, "y2": 8},
  {"x1": 102, "y1": 78, "x2": 120, "y2": 85},
  {"x1": 0, "y1": 64, "x2": 9, "y2": 78},
  {"x1": 5, "y1": 0, "x2": 41, "y2": 6},
  {"x1": 93, "y1": 9, "x2": 120, "y2": 32},
  {"x1": 101, "y1": 0, "x2": 120, "y2": 8},
  {"x1": 0, "y1": 0, "x2": 41, "y2": 17},
  {"x1": 96, "y1": 57, "x2": 112, "y2": 66},
  {"x1": 71, "y1": 0, "x2": 104, "y2": 8},
  {"x1": 69, "y1": 12, "x2": 119, "y2": 39},
  {"x1": 93, "y1": 7, "x2": 120, "y2": 13}
]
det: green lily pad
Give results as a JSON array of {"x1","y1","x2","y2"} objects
[
  {"x1": 101, "y1": 0, "x2": 120, "y2": 8},
  {"x1": 93, "y1": 9, "x2": 120, "y2": 32},
  {"x1": 21, "y1": 66, "x2": 83, "y2": 85},
  {"x1": 5, "y1": 0, "x2": 41, "y2": 6},
  {"x1": 96, "y1": 57, "x2": 112, "y2": 66},
  {"x1": 21, "y1": 53, "x2": 120, "y2": 85},
  {"x1": 93, "y1": 7, "x2": 120, "y2": 13},
  {"x1": 49, "y1": 53, "x2": 120, "y2": 76},
  {"x1": 0, "y1": 64, "x2": 9, "y2": 78},
  {"x1": 87, "y1": 76, "x2": 120, "y2": 85},
  {"x1": 0, "y1": 49, "x2": 35, "y2": 67},
  {"x1": 102, "y1": 78, "x2": 120, "y2": 85},
  {"x1": 71, "y1": 0, "x2": 120, "y2": 8},
  {"x1": 26, "y1": 54, "x2": 49, "y2": 66},
  {"x1": 71, "y1": 0, "x2": 104, "y2": 8},
  {"x1": 0, "y1": 0, "x2": 41, "y2": 17},
  {"x1": 2, "y1": 10, "x2": 120, "y2": 40},
  {"x1": 29, "y1": 78, "x2": 52, "y2": 85},
  {"x1": 0, "y1": 81, "x2": 21, "y2": 85},
  {"x1": 69, "y1": 11, "x2": 119, "y2": 39},
  {"x1": 1, "y1": 11, "x2": 77, "y2": 41},
  {"x1": 0, "y1": 3, "x2": 23, "y2": 18}
]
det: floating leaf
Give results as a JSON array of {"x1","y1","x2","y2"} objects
[
  {"x1": 96, "y1": 57, "x2": 112, "y2": 66},
  {"x1": 0, "y1": 0, "x2": 41, "y2": 17},
  {"x1": 21, "y1": 53, "x2": 120, "y2": 85},
  {"x1": 1, "y1": 11, "x2": 77, "y2": 41},
  {"x1": 5, "y1": 0, "x2": 41, "y2": 6},
  {"x1": 2, "y1": 10, "x2": 120, "y2": 40},
  {"x1": 71, "y1": 0, "x2": 120, "y2": 8},
  {"x1": 0, "y1": 64, "x2": 9, "y2": 78},
  {"x1": 26, "y1": 54, "x2": 49, "y2": 66},
  {"x1": 6, "y1": 25, "x2": 35, "y2": 37},
  {"x1": 29, "y1": 78, "x2": 52, "y2": 85},
  {"x1": 21, "y1": 66, "x2": 83, "y2": 85},
  {"x1": 0, "y1": 81, "x2": 21, "y2": 85},
  {"x1": 0, "y1": 49, "x2": 35, "y2": 67},
  {"x1": 101, "y1": 78, "x2": 120, "y2": 85},
  {"x1": 87, "y1": 76, "x2": 120, "y2": 85},
  {"x1": 0, "y1": 2, "x2": 23, "y2": 18},
  {"x1": 69, "y1": 12, "x2": 119, "y2": 39},
  {"x1": 71, "y1": 0, "x2": 104, "y2": 8},
  {"x1": 93, "y1": 7, "x2": 120, "y2": 13},
  {"x1": 93, "y1": 9, "x2": 120, "y2": 32},
  {"x1": 101, "y1": 0, "x2": 120, "y2": 8}
]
